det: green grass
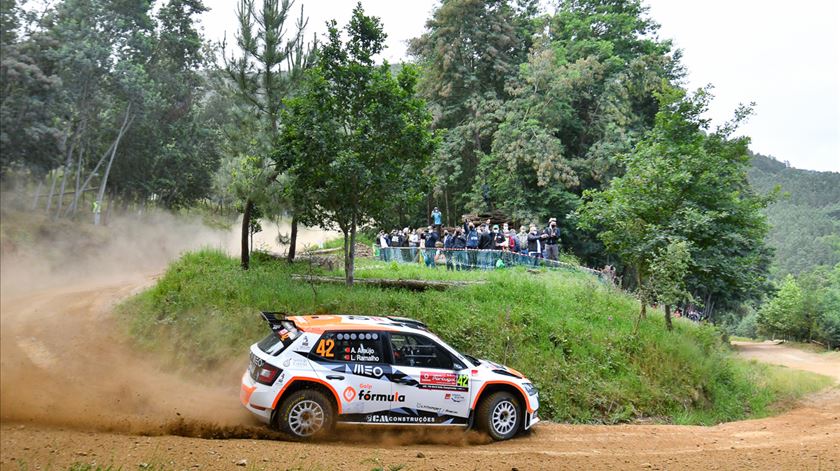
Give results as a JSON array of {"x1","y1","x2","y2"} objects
[
  {"x1": 118, "y1": 249, "x2": 832, "y2": 425},
  {"x1": 320, "y1": 234, "x2": 375, "y2": 250}
]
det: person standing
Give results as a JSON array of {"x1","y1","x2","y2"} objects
[
  {"x1": 452, "y1": 228, "x2": 467, "y2": 271},
  {"x1": 379, "y1": 230, "x2": 390, "y2": 261},
  {"x1": 409, "y1": 228, "x2": 419, "y2": 262},
  {"x1": 442, "y1": 230, "x2": 454, "y2": 271},
  {"x1": 431, "y1": 207, "x2": 442, "y2": 232},
  {"x1": 527, "y1": 225, "x2": 544, "y2": 266},
  {"x1": 425, "y1": 226, "x2": 439, "y2": 268},
  {"x1": 464, "y1": 219, "x2": 479, "y2": 270},
  {"x1": 544, "y1": 217, "x2": 561, "y2": 262},
  {"x1": 516, "y1": 226, "x2": 529, "y2": 265},
  {"x1": 478, "y1": 223, "x2": 493, "y2": 269}
]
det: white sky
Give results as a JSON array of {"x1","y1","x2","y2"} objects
[{"x1": 200, "y1": 0, "x2": 840, "y2": 172}]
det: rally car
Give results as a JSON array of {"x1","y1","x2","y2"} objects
[{"x1": 240, "y1": 313, "x2": 540, "y2": 440}]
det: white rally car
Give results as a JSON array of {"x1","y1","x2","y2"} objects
[{"x1": 240, "y1": 313, "x2": 540, "y2": 440}]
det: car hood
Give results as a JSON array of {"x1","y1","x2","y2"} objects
[{"x1": 475, "y1": 358, "x2": 526, "y2": 379}]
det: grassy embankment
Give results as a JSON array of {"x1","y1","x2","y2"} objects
[{"x1": 119, "y1": 249, "x2": 833, "y2": 425}]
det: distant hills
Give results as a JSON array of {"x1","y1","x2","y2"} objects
[{"x1": 748, "y1": 153, "x2": 840, "y2": 277}]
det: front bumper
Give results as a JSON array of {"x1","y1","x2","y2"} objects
[{"x1": 524, "y1": 409, "x2": 539, "y2": 429}]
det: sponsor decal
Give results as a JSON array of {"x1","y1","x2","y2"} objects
[
  {"x1": 282, "y1": 357, "x2": 307, "y2": 368},
  {"x1": 343, "y1": 386, "x2": 357, "y2": 402},
  {"x1": 365, "y1": 414, "x2": 437, "y2": 424},
  {"x1": 358, "y1": 390, "x2": 405, "y2": 402},
  {"x1": 420, "y1": 371, "x2": 456, "y2": 385},
  {"x1": 418, "y1": 371, "x2": 469, "y2": 391},
  {"x1": 444, "y1": 393, "x2": 465, "y2": 403},
  {"x1": 359, "y1": 383, "x2": 372, "y2": 389},
  {"x1": 301, "y1": 336, "x2": 310, "y2": 348},
  {"x1": 343, "y1": 343, "x2": 380, "y2": 362},
  {"x1": 352, "y1": 363, "x2": 385, "y2": 379},
  {"x1": 443, "y1": 408, "x2": 460, "y2": 415},
  {"x1": 416, "y1": 403, "x2": 442, "y2": 413}
]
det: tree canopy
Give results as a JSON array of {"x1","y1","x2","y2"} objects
[{"x1": 280, "y1": 3, "x2": 436, "y2": 285}]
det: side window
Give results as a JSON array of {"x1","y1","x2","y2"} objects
[
  {"x1": 389, "y1": 333, "x2": 456, "y2": 370},
  {"x1": 313, "y1": 331, "x2": 384, "y2": 363}
]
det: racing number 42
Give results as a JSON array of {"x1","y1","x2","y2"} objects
[{"x1": 316, "y1": 339, "x2": 335, "y2": 358}]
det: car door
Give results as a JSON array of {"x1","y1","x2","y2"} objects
[
  {"x1": 385, "y1": 332, "x2": 471, "y2": 425},
  {"x1": 311, "y1": 330, "x2": 392, "y2": 419}
]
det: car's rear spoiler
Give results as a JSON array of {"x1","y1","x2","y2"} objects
[{"x1": 261, "y1": 311, "x2": 292, "y2": 333}]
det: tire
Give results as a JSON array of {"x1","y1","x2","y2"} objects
[
  {"x1": 276, "y1": 389, "x2": 335, "y2": 440},
  {"x1": 476, "y1": 391, "x2": 522, "y2": 441}
]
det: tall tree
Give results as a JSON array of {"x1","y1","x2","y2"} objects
[
  {"x1": 0, "y1": 0, "x2": 63, "y2": 178},
  {"x1": 408, "y1": 0, "x2": 539, "y2": 222},
  {"x1": 223, "y1": 0, "x2": 313, "y2": 269},
  {"x1": 578, "y1": 87, "x2": 773, "y2": 321},
  {"x1": 281, "y1": 3, "x2": 436, "y2": 286}
]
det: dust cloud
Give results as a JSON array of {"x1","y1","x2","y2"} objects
[{"x1": 0, "y1": 205, "x2": 336, "y2": 437}]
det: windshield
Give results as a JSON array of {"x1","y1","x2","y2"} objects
[{"x1": 458, "y1": 350, "x2": 480, "y2": 367}]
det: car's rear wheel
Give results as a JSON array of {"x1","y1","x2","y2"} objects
[
  {"x1": 276, "y1": 389, "x2": 335, "y2": 440},
  {"x1": 476, "y1": 391, "x2": 522, "y2": 441}
]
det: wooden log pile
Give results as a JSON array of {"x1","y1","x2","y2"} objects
[{"x1": 290, "y1": 274, "x2": 487, "y2": 291}]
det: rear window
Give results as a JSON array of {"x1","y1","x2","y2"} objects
[{"x1": 258, "y1": 321, "x2": 301, "y2": 355}]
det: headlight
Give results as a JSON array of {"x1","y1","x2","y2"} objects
[{"x1": 522, "y1": 382, "x2": 538, "y2": 396}]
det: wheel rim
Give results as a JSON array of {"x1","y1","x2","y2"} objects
[
  {"x1": 491, "y1": 400, "x2": 517, "y2": 436},
  {"x1": 288, "y1": 400, "x2": 325, "y2": 437}
]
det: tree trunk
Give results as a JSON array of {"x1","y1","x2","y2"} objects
[
  {"x1": 74, "y1": 139, "x2": 117, "y2": 212},
  {"x1": 104, "y1": 189, "x2": 114, "y2": 225},
  {"x1": 94, "y1": 106, "x2": 132, "y2": 225},
  {"x1": 68, "y1": 140, "x2": 85, "y2": 215},
  {"x1": 444, "y1": 187, "x2": 450, "y2": 228},
  {"x1": 664, "y1": 304, "x2": 673, "y2": 331},
  {"x1": 287, "y1": 214, "x2": 298, "y2": 263},
  {"x1": 45, "y1": 170, "x2": 58, "y2": 212},
  {"x1": 636, "y1": 268, "x2": 646, "y2": 319},
  {"x1": 241, "y1": 198, "x2": 253, "y2": 270},
  {"x1": 56, "y1": 130, "x2": 78, "y2": 218},
  {"x1": 31, "y1": 179, "x2": 43, "y2": 210},
  {"x1": 344, "y1": 223, "x2": 357, "y2": 287}
]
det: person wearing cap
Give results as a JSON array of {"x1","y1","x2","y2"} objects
[{"x1": 544, "y1": 217, "x2": 561, "y2": 262}]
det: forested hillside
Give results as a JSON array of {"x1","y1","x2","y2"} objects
[{"x1": 748, "y1": 153, "x2": 840, "y2": 277}]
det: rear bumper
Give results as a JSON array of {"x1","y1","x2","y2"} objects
[{"x1": 240, "y1": 372, "x2": 272, "y2": 424}]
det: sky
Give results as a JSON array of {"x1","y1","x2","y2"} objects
[{"x1": 200, "y1": 0, "x2": 840, "y2": 173}]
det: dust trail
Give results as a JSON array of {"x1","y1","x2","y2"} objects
[{"x1": 0, "y1": 206, "x2": 335, "y2": 437}]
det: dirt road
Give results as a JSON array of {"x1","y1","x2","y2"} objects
[{"x1": 2, "y1": 278, "x2": 839, "y2": 470}]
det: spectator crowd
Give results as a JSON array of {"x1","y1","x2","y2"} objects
[{"x1": 376, "y1": 207, "x2": 564, "y2": 271}]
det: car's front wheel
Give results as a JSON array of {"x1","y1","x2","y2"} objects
[
  {"x1": 476, "y1": 391, "x2": 522, "y2": 440},
  {"x1": 276, "y1": 389, "x2": 335, "y2": 440}
]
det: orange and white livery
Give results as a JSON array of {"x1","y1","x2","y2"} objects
[{"x1": 241, "y1": 313, "x2": 540, "y2": 440}]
